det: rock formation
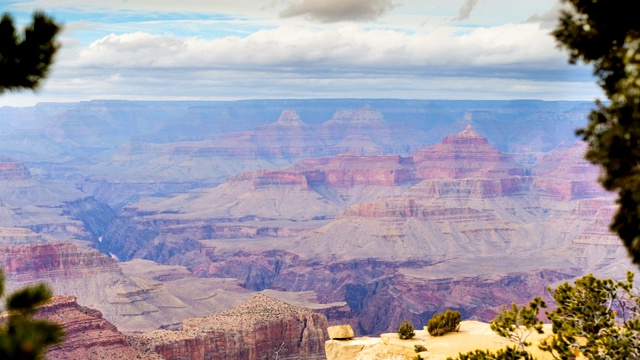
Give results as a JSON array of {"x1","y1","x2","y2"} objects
[
  {"x1": 533, "y1": 142, "x2": 609, "y2": 200},
  {"x1": 0, "y1": 156, "x2": 31, "y2": 180},
  {"x1": 35, "y1": 296, "x2": 158, "y2": 360},
  {"x1": 139, "y1": 293, "x2": 328, "y2": 360},
  {"x1": 412, "y1": 125, "x2": 526, "y2": 180},
  {"x1": 0, "y1": 239, "x2": 217, "y2": 333}
]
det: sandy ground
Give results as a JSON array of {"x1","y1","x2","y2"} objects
[{"x1": 326, "y1": 321, "x2": 555, "y2": 360}]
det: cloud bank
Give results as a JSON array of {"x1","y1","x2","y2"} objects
[
  {"x1": 0, "y1": 0, "x2": 601, "y2": 106},
  {"x1": 66, "y1": 23, "x2": 564, "y2": 72}
]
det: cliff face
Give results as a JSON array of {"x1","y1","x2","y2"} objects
[
  {"x1": 36, "y1": 296, "x2": 158, "y2": 360},
  {"x1": 412, "y1": 126, "x2": 525, "y2": 180},
  {"x1": 0, "y1": 241, "x2": 121, "y2": 282},
  {"x1": 0, "y1": 239, "x2": 208, "y2": 333},
  {"x1": 140, "y1": 294, "x2": 328, "y2": 360},
  {"x1": 0, "y1": 157, "x2": 31, "y2": 180},
  {"x1": 533, "y1": 142, "x2": 609, "y2": 200}
]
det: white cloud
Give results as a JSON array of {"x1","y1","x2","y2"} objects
[
  {"x1": 280, "y1": 0, "x2": 395, "y2": 23},
  {"x1": 63, "y1": 23, "x2": 565, "y2": 72},
  {"x1": 0, "y1": 0, "x2": 595, "y2": 106}
]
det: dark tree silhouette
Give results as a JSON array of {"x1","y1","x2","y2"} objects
[
  {"x1": 0, "y1": 11, "x2": 60, "y2": 93},
  {"x1": 553, "y1": 0, "x2": 640, "y2": 264},
  {"x1": 0, "y1": 271, "x2": 65, "y2": 359},
  {"x1": 0, "y1": 10, "x2": 63, "y2": 359}
]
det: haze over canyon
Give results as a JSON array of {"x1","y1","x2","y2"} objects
[{"x1": 0, "y1": 99, "x2": 628, "y2": 359}]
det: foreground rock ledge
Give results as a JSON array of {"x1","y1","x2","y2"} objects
[
  {"x1": 328, "y1": 324, "x2": 355, "y2": 340},
  {"x1": 325, "y1": 321, "x2": 554, "y2": 360},
  {"x1": 141, "y1": 293, "x2": 328, "y2": 360}
]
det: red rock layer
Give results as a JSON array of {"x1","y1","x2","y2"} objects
[
  {"x1": 36, "y1": 296, "x2": 156, "y2": 360},
  {"x1": 141, "y1": 294, "x2": 328, "y2": 360},
  {"x1": 230, "y1": 154, "x2": 416, "y2": 188},
  {"x1": 232, "y1": 169, "x2": 310, "y2": 188},
  {"x1": 409, "y1": 177, "x2": 532, "y2": 199},
  {"x1": 574, "y1": 206, "x2": 620, "y2": 246},
  {"x1": 0, "y1": 242, "x2": 121, "y2": 282},
  {"x1": 0, "y1": 156, "x2": 31, "y2": 180},
  {"x1": 533, "y1": 142, "x2": 610, "y2": 200},
  {"x1": 338, "y1": 199, "x2": 496, "y2": 222},
  {"x1": 312, "y1": 155, "x2": 414, "y2": 187},
  {"x1": 229, "y1": 126, "x2": 528, "y2": 190},
  {"x1": 412, "y1": 126, "x2": 525, "y2": 180}
]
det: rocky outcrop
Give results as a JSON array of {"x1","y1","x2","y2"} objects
[
  {"x1": 0, "y1": 241, "x2": 120, "y2": 282},
  {"x1": 226, "y1": 133, "x2": 529, "y2": 190},
  {"x1": 0, "y1": 240, "x2": 206, "y2": 333},
  {"x1": 533, "y1": 142, "x2": 609, "y2": 200},
  {"x1": 412, "y1": 126, "x2": 526, "y2": 180},
  {"x1": 328, "y1": 325, "x2": 355, "y2": 340},
  {"x1": 0, "y1": 156, "x2": 31, "y2": 180},
  {"x1": 307, "y1": 155, "x2": 415, "y2": 187},
  {"x1": 231, "y1": 169, "x2": 311, "y2": 189},
  {"x1": 140, "y1": 294, "x2": 328, "y2": 360},
  {"x1": 409, "y1": 177, "x2": 532, "y2": 198},
  {"x1": 0, "y1": 226, "x2": 43, "y2": 244},
  {"x1": 36, "y1": 296, "x2": 158, "y2": 360},
  {"x1": 324, "y1": 107, "x2": 386, "y2": 126},
  {"x1": 229, "y1": 154, "x2": 415, "y2": 188},
  {"x1": 338, "y1": 199, "x2": 497, "y2": 222}
]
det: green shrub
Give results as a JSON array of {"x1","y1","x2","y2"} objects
[
  {"x1": 427, "y1": 309, "x2": 461, "y2": 336},
  {"x1": 397, "y1": 320, "x2": 415, "y2": 340},
  {"x1": 414, "y1": 344, "x2": 427, "y2": 353},
  {"x1": 414, "y1": 355, "x2": 424, "y2": 360},
  {"x1": 448, "y1": 347, "x2": 534, "y2": 360},
  {"x1": 490, "y1": 297, "x2": 546, "y2": 351}
]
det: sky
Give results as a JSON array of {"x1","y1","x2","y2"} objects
[{"x1": 1, "y1": 0, "x2": 603, "y2": 106}]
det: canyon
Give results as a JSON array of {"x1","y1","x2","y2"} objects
[{"x1": 0, "y1": 99, "x2": 630, "y2": 358}]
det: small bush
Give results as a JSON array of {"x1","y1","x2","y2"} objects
[
  {"x1": 414, "y1": 355, "x2": 425, "y2": 360},
  {"x1": 397, "y1": 320, "x2": 415, "y2": 340},
  {"x1": 448, "y1": 346, "x2": 534, "y2": 360},
  {"x1": 414, "y1": 344, "x2": 427, "y2": 353},
  {"x1": 427, "y1": 309, "x2": 461, "y2": 336}
]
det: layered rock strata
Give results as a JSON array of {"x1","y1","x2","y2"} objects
[
  {"x1": 533, "y1": 142, "x2": 609, "y2": 200},
  {"x1": 36, "y1": 296, "x2": 158, "y2": 360},
  {"x1": 140, "y1": 294, "x2": 328, "y2": 360},
  {"x1": 0, "y1": 156, "x2": 31, "y2": 180},
  {"x1": 412, "y1": 125, "x2": 526, "y2": 180}
]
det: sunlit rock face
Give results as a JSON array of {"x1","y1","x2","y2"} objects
[
  {"x1": 140, "y1": 294, "x2": 328, "y2": 360},
  {"x1": 533, "y1": 142, "x2": 610, "y2": 200},
  {"x1": 0, "y1": 156, "x2": 31, "y2": 181},
  {"x1": 36, "y1": 296, "x2": 155, "y2": 360},
  {"x1": 412, "y1": 126, "x2": 526, "y2": 180}
]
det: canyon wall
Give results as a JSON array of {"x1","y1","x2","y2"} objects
[
  {"x1": 140, "y1": 294, "x2": 328, "y2": 360},
  {"x1": 36, "y1": 296, "x2": 157, "y2": 360}
]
